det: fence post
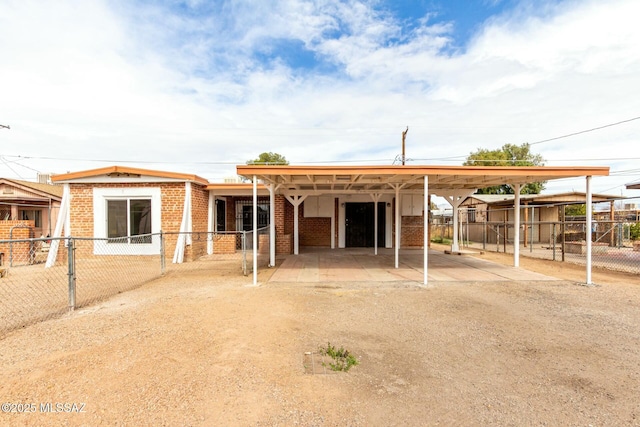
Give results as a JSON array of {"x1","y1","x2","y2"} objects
[
  {"x1": 67, "y1": 238, "x2": 76, "y2": 312},
  {"x1": 241, "y1": 231, "x2": 247, "y2": 276},
  {"x1": 160, "y1": 231, "x2": 166, "y2": 274},
  {"x1": 618, "y1": 222, "x2": 623, "y2": 249},
  {"x1": 482, "y1": 220, "x2": 486, "y2": 251},
  {"x1": 552, "y1": 223, "x2": 556, "y2": 261},
  {"x1": 561, "y1": 206, "x2": 566, "y2": 262}
]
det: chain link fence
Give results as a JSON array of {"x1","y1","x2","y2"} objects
[
  {"x1": 446, "y1": 219, "x2": 640, "y2": 274},
  {"x1": 0, "y1": 228, "x2": 270, "y2": 338}
]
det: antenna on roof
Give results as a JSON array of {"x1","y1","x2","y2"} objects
[{"x1": 401, "y1": 126, "x2": 409, "y2": 165}]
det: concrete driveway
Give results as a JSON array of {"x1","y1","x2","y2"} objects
[{"x1": 268, "y1": 248, "x2": 557, "y2": 284}]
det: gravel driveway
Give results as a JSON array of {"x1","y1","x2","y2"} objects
[{"x1": 1, "y1": 250, "x2": 639, "y2": 426}]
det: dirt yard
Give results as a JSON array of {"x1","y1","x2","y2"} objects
[{"x1": 1, "y1": 250, "x2": 640, "y2": 426}]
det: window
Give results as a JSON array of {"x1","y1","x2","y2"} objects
[
  {"x1": 467, "y1": 207, "x2": 477, "y2": 223},
  {"x1": 93, "y1": 188, "x2": 161, "y2": 255},
  {"x1": 235, "y1": 200, "x2": 269, "y2": 231},
  {"x1": 107, "y1": 199, "x2": 152, "y2": 243},
  {"x1": 20, "y1": 209, "x2": 42, "y2": 228}
]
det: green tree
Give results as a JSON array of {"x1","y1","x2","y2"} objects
[
  {"x1": 463, "y1": 143, "x2": 545, "y2": 194},
  {"x1": 564, "y1": 204, "x2": 587, "y2": 217},
  {"x1": 247, "y1": 152, "x2": 289, "y2": 165}
]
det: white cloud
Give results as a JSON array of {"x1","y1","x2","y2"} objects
[{"x1": 0, "y1": 0, "x2": 639, "y2": 197}]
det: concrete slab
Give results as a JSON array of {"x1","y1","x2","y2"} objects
[{"x1": 268, "y1": 248, "x2": 559, "y2": 284}]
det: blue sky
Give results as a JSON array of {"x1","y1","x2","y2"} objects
[{"x1": 1, "y1": 0, "x2": 640, "y2": 199}]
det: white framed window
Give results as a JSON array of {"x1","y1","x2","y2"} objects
[{"x1": 93, "y1": 188, "x2": 162, "y2": 255}]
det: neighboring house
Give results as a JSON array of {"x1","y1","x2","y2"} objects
[
  {"x1": 0, "y1": 177, "x2": 62, "y2": 238},
  {"x1": 0, "y1": 178, "x2": 62, "y2": 266},
  {"x1": 459, "y1": 192, "x2": 621, "y2": 245}
]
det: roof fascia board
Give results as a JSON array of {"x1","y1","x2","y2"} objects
[
  {"x1": 51, "y1": 166, "x2": 209, "y2": 185},
  {"x1": 53, "y1": 175, "x2": 194, "y2": 185}
]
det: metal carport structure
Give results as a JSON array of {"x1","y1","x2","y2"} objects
[{"x1": 236, "y1": 165, "x2": 610, "y2": 286}]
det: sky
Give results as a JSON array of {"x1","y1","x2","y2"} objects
[{"x1": 1, "y1": 0, "x2": 639, "y2": 201}]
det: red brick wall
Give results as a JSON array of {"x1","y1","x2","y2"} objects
[
  {"x1": 66, "y1": 182, "x2": 198, "y2": 260},
  {"x1": 187, "y1": 184, "x2": 209, "y2": 260},
  {"x1": 0, "y1": 220, "x2": 35, "y2": 266},
  {"x1": 212, "y1": 234, "x2": 236, "y2": 254},
  {"x1": 299, "y1": 203, "x2": 331, "y2": 247},
  {"x1": 401, "y1": 215, "x2": 425, "y2": 248}
]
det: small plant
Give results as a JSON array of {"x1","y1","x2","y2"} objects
[
  {"x1": 318, "y1": 342, "x2": 359, "y2": 372},
  {"x1": 430, "y1": 236, "x2": 452, "y2": 245}
]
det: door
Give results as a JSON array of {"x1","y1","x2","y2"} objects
[
  {"x1": 216, "y1": 199, "x2": 226, "y2": 232},
  {"x1": 345, "y1": 202, "x2": 385, "y2": 247}
]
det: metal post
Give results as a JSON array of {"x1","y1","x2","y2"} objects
[
  {"x1": 242, "y1": 232, "x2": 247, "y2": 276},
  {"x1": 586, "y1": 176, "x2": 593, "y2": 285},
  {"x1": 67, "y1": 238, "x2": 76, "y2": 312},
  {"x1": 552, "y1": 223, "x2": 557, "y2": 261},
  {"x1": 160, "y1": 231, "x2": 166, "y2": 274},
  {"x1": 561, "y1": 206, "x2": 566, "y2": 262},
  {"x1": 482, "y1": 220, "x2": 486, "y2": 250},
  {"x1": 530, "y1": 206, "x2": 534, "y2": 253}
]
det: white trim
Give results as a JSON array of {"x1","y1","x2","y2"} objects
[
  {"x1": 45, "y1": 184, "x2": 70, "y2": 268},
  {"x1": 513, "y1": 184, "x2": 521, "y2": 268},
  {"x1": 93, "y1": 187, "x2": 162, "y2": 256},
  {"x1": 56, "y1": 175, "x2": 190, "y2": 184},
  {"x1": 424, "y1": 176, "x2": 429, "y2": 285},
  {"x1": 207, "y1": 191, "x2": 214, "y2": 255},
  {"x1": 253, "y1": 176, "x2": 258, "y2": 285},
  {"x1": 586, "y1": 176, "x2": 593, "y2": 285},
  {"x1": 173, "y1": 182, "x2": 192, "y2": 263}
]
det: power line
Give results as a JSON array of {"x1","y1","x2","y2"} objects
[{"x1": 528, "y1": 116, "x2": 640, "y2": 146}]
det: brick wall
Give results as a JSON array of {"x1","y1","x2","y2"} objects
[
  {"x1": 401, "y1": 215, "x2": 425, "y2": 247},
  {"x1": 187, "y1": 184, "x2": 209, "y2": 261},
  {"x1": 212, "y1": 234, "x2": 236, "y2": 254},
  {"x1": 67, "y1": 182, "x2": 191, "y2": 260},
  {"x1": 0, "y1": 220, "x2": 35, "y2": 266},
  {"x1": 299, "y1": 203, "x2": 331, "y2": 247}
]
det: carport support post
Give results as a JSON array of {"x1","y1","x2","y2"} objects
[
  {"x1": 285, "y1": 195, "x2": 307, "y2": 255},
  {"x1": 512, "y1": 184, "x2": 521, "y2": 268},
  {"x1": 268, "y1": 184, "x2": 275, "y2": 267},
  {"x1": 394, "y1": 185, "x2": 401, "y2": 268},
  {"x1": 438, "y1": 190, "x2": 475, "y2": 253},
  {"x1": 423, "y1": 175, "x2": 429, "y2": 285},
  {"x1": 207, "y1": 191, "x2": 214, "y2": 255},
  {"x1": 253, "y1": 176, "x2": 258, "y2": 285},
  {"x1": 371, "y1": 193, "x2": 382, "y2": 255},
  {"x1": 586, "y1": 176, "x2": 593, "y2": 285}
]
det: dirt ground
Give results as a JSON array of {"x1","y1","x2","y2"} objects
[{"x1": 1, "y1": 249, "x2": 640, "y2": 426}]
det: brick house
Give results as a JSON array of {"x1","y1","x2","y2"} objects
[
  {"x1": 0, "y1": 178, "x2": 62, "y2": 266},
  {"x1": 48, "y1": 164, "x2": 610, "y2": 286},
  {"x1": 50, "y1": 166, "x2": 209, "y2": 263}
]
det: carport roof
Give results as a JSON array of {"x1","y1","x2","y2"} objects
[{"x1": 236, "y1": 165, "x2": 610, "y2": 194}]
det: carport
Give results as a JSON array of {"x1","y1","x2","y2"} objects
[{"x1": 236, "y1": 165, "x2": 609, "y2": 286}]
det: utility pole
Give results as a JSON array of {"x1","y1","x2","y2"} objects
[{"x1": 401, "y1": 126, "x2": 408, "y2": 165}]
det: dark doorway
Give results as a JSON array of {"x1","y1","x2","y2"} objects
[
  {"x1": 216, "y1": 199, "x2": 226, "y2": 232},
  {"x1": 345, "y1": 202, "x2": 386, "y2": 247}
]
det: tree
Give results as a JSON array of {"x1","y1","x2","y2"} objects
[
  {"x1": 463, "y1": 143, "x2": 545, "y2": 194},
  {"x1": 564, "y1": 204, "x2": 587, "y2": 217},
  {"x1": 247, "y1": 152, "x2": 289, "y2": 165}
]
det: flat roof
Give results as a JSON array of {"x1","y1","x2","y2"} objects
[{"x1": 236, "y1": 165, "x2": 610, "y2": 194}]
